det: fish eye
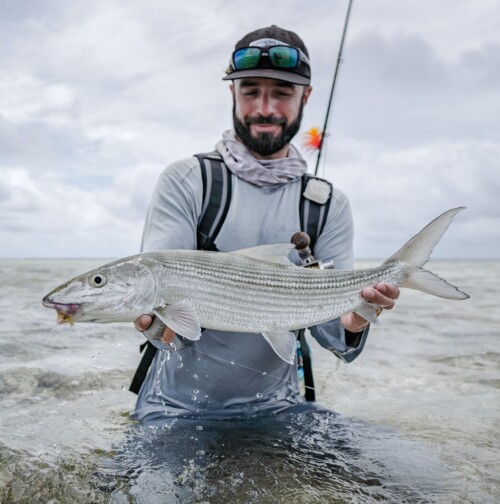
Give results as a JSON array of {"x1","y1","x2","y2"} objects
[{"x1": 88, "y1": 272, "x2": 108, "y2": 288}]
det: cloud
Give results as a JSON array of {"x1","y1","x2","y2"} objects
[
  {"x1": 322, "y1": 138, "x2": 500, "y2": 258},
  {"x1": 0, "y1": 0, "x2": 499, "y2": 258},
  {"x1": 0, "y1": 164, "x2": 162, "y2": 257},
  {"x1": 328, "y1": 32, "x2": 500, "y2": 147}
]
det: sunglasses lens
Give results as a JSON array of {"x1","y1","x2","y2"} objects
[
  {"x1": 269, "y1": 46, "x2": 299, "y2": 68},
  {"x1": 233, "y1": 48, "x2": 261, "y2": 69}
]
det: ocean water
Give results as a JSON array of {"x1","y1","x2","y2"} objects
[{"x1": 0, "y1": 258, "x2": 498, "y2": 503}]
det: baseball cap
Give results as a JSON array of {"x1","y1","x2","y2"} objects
[{"x1": 223, "y1": 25, "x2": 311, "y2": 85}]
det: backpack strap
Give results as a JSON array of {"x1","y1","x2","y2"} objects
[
  {"x1": 129, "y1": 341, "x2": 159, "y2": 394},
  {"x1": 194, "y1": 152, "x2": 233, "y2": 251},
  {"x1": 299, "y1": 173, "x2": 333, "y2": 252},
  {"x1": 297, "y1": 172, "x2": 333, "y2": 402},
  {"x1": 297, "y1": 328, "x2": 316, "y2": 401}
]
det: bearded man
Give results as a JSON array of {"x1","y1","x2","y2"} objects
[{"x1": 132, "y1": 25, "x2": 399, "y2": 423}]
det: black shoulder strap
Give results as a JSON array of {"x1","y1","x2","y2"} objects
[
  {"x1": 194, "y1": 152, "x2": 233, "y2": 251},
  {"x1": 129, "y1": 341, "x2": 158, "y2": 394},
  {"x1": 299, "y1": 173, "x2": 333, "y2": 252},
  {"x1": 298, "y1": 328, "x2": 316, "y2": 401},
  {"x1": 298, "y1": 173, "x2": 333, "y2": 402}
]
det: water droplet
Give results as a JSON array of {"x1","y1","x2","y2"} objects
[
  {"x1": 190, "y1": 395, "x2": 198, "y2": 401},
  {"x1": 230, "y1": 361, "x2": 235, "y2": 366},
  {"x1": 262, "y1": 372, "x2": 267, "y2": 376},
  {"x1": 193, "y1": 374, "x2": 199, "y2": 380},
  {"x1": 196, "y1": 425, "x2": 203, "y2": 431},
  {"x1": 155, "y1": 356, "x2": 168, "y2": 395},
  {"x1": 177, "y1": 362, "x2": 184, "y2": 369},
  {"x1": 193, "y1": 389, "x2": 199, "y2": 394},
  {"x1": 196, "y1": 450, "x2": 205, "y2": 456},
  {"x1": 256, "y1": 393, "x2": 263, "y2": 399}
]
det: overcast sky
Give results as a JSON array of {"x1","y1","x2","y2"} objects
[{"x1": 1, "y1": 0, "x2": 499, "y2": 259}]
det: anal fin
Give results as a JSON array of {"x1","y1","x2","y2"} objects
[{"x1": 262, "y1": 331, "x2": 296, "y2": 364}]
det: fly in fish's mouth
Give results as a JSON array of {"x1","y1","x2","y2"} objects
[{"x1": 42, "y1": 296, "x2": 80, "y2": 325}]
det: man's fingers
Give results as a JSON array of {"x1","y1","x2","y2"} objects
[
  {"x1": 161, "y1": 327, "x2": 176, "y2": 344},
  {"x1": 374, "y1": 283, "x2": 400, "y2": 300},
  {"x1": 362, "y1": 285, "x2": 399, "y2": 310},
  {"x1": 134, "y1": 314, "x2": 176, "y2": 346},
  {"x1": 134, "y1": 314, "x2": 153, "y2": 331}
]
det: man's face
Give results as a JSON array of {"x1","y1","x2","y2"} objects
[{"x1": 231, "y1": 78, "x2": 312, "y2": 159}]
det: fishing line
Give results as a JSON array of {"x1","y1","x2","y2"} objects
[
  {"x1": 163, "y1": 343, "x2": 317, "y2": 395},
  {"x1": 320, "y1": 132, "x2": 330, "y2": 179}
]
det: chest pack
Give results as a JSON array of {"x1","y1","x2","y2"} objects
[{"x1": 129, "y1": 152, "x2": 333, "y2": 401}]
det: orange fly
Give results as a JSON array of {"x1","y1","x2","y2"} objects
[{"x1": 302, "y1": 127, "x2": 323, "y2": 151}]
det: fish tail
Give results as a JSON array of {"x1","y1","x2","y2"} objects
[{"x1": 384, "y1": 207, "x2": 470, "y2": 300}]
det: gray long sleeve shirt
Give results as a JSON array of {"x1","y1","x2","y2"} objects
[{"x1": 132, "y1": 156, "x2": 369, "y2": 422}]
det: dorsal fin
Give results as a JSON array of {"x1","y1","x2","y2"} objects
[{"x1": 230, "y1": 243, "x2": 296, "y2": 266}]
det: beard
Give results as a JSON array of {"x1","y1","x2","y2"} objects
[{"x1": 232, "y1": 100, "x2": 304, "y2": 157}]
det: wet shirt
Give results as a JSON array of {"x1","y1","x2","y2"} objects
[{"x1": 132, "y1": 156, "x2": 369, "y2": 422}]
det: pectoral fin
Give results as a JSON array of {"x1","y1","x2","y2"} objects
[
  {"x1": 153, "y1": 301, "x2": 202, "y2": 341},
  {"x1": 262, "y1": 331, "x2": 296, "y2": 364}
]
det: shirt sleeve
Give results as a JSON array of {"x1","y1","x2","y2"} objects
[
  {"x1": 308, "y1": 186, "x2": 369, "y2": 363},
  {"x1": 141, "y1": 158, "x2": 203, "y2": 252}
]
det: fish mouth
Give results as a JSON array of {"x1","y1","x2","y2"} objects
[{"x1": 42, "y1": 296, "x2": 80, "y2": 325}]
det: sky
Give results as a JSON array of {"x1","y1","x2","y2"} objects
[{"x1": 1, "y1": 0, "x2": 499, "y2": 259}]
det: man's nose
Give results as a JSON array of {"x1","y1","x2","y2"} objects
[{"x1": 255, "y1": 92, "x2": 276, "y2": 117}]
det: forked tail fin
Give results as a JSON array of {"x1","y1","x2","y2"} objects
[{"x1": 384, "y1": 207, "x2": 469, "y2": 300}]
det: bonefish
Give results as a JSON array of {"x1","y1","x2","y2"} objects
[{"x1": 42, "y1": 207, "x2": 469, "y2": 364}]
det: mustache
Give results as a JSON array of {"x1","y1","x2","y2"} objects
[{"x1": 245, "y1": 115, "x2": 286, "y2": 126}]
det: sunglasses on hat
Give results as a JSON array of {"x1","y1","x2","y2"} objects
[{"x1": 232, "y1": 45, "x2": 310, "y2": 71}]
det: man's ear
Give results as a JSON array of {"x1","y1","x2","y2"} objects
[
  {"x1": 302, "y1": 85, "x2": 312, "y2": 105},
  {"x1": 229, "y1": 82, "x2": 235, "y2": 96}
]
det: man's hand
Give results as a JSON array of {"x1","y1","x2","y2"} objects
[
  {"x1": 341, "y1": 283, "x2": 400, "y2": 334},
  {"x1": 134, "y1": 315, "x2": 176, "y2": 344}
]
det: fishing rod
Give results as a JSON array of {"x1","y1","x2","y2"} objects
[{"x1": 314, "y1": 0, "x2": 355, "y2": 176}]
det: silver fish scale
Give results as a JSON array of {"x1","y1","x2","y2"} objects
[{"x1": 147, "y1": 251, "x2": 406, "y2": 332}]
